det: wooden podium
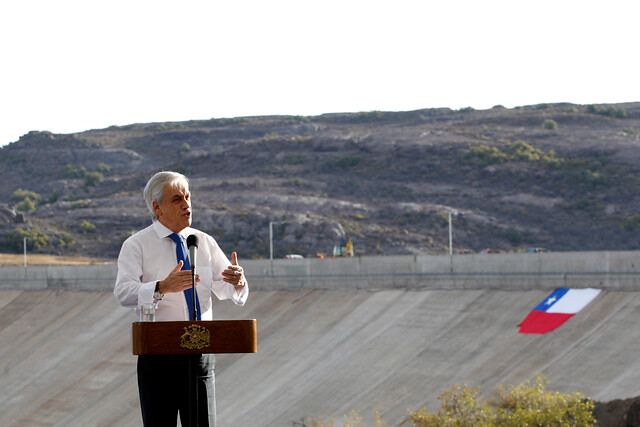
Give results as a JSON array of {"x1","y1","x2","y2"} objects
[
  {"x1": 132, "y1": 320, "x2": 256, "y2": 426},
  {"x1": 132, "y1": 319, "x2": 257, "y2": 355}
]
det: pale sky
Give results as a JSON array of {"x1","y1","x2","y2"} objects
[{"x1": 1, "y1": 0, "x2": 638, "y2": 146}]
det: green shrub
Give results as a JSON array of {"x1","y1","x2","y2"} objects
[
  {"x1": 461, "y1": 145, "x2": 508, "y2": 165},
  {"x1": 62, "y1": 163, "x2": 111, "y2": 181},
  {"x1": 406, "y1": 375, "x2": 595, "y2": 426},
  {"x1": 462, "y1": 142, "x2": 563, "y2": 168},
  {"x1": 11, "y1": 188, "x2": 41, "y2": 204},
  {"x1": 542, "y1": 119, "x2": 558, "y2": 130},
  {"x1": 492, "y1": 375, "x2": 595, "y2": 426},
  {"x1": 83, "y1": 171, "x2": 104, "y2": 186},
  {"x1": 16, "y1": 199, "x2": 36, "y2": 212},
  {"x1": 56, "y1": 231, "x2": 76, "y2": 248},
  {"x1": 503, "y1": 227, "x2": 523, "y2": 244},
  {"x1": 178, "y1": 143, "x2": 191, "y2": 153},
  {"x1": 586, "y1": 104, "x2": 627, "y2": 118},
  {"x1": 7, "y1": 229, "x2": 49, "y2": 252},
  {"x1": 508, "y1": 141, "x2": 543, "y2": 162},
  {"x1": 47, "y1": 191, "x2": 59, "y2": 204},
  {"x1": 62, "y1": 164, "x2": 87, "y2": 179},
  {"x1": 540, "y1": 150, "x2": 563, "y2": 168},
  {"x1": 408, "y1": 384, "x2": 491, "y2": 426},
  {"x1": 78, "y1": 220, "x2": 96, "y2": 233},
  {"x1": 95, "y1": 163, "x2": 112, "y2": 175}
]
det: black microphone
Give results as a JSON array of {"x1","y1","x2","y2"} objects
[
  {"x1": 186, "y1": 234, "x2": 199, "y2": 321},
  {"x1": 186, "y1": 234, "x2": 199, "y2": 271}
]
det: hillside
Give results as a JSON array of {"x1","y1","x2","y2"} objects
[{"x1": 1, "y1": 102, "x2": 640, "y2": 259}]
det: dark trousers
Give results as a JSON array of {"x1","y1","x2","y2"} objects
[{"x1": 137, "y1": 354, "x2": 216, "y2": 427}]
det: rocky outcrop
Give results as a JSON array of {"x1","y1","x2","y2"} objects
[{"x1": 0, "y1": 205, "x2": 23, "y2": 225}]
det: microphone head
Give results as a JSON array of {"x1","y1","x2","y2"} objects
[{"x1": 186, "y1": 234, "x2": 199, "y2": 248}]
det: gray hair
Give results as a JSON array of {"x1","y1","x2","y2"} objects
[{"x1": 143, "y1": 171, "x2": 190, "y2": 221}]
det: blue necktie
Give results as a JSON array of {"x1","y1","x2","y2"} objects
[{"x1": 168, "y1": 233, "x2": 201, "y2": 320}]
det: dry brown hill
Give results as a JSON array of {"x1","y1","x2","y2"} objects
[{"x1": 1, "y1": 102, "x2": 640, "y2": 259}]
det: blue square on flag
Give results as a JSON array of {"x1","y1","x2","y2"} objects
[{"x1": 518, "y1": 288, "x2": 601, "y2": 334}]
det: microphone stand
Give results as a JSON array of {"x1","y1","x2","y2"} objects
[
  {"x1": 191, "y1": 266, "x2": 198, "y2": 320},
  {"x1": 188, "y1": 264, "x2": 198, "y2": 427}
]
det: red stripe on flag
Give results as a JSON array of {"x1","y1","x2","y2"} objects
[{"x1": 518, "y1": 311, "x2": 574, "y2": 334}]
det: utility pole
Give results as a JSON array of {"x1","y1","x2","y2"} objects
[
  {"x1": 269, "y1": 221, "x2": 274, "y2": 276},
  {"x1": 23, "y1": 237, "x2": 27, "y2": 267},
  {"x1": 448, "y1": 212, "x2": 453, "y2": 255}
]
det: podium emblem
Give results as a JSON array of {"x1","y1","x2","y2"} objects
[{"x1": 180, "y1": 324, "x2": 210, "y2": 350}]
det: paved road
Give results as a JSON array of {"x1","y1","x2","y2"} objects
[{"x1": 1, "y1": 287, "x2": 639, "y2": 426}]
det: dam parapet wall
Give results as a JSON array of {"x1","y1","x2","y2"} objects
[{"x1": 1, "y1": 250, "x2": 638, "y2": 291}]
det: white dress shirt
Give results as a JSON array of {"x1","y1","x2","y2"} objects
[{"x1": 114, "y1": 220, "x2": 248, "y2": 321}]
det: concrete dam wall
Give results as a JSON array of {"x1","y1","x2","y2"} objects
[
  {"x1": 1, "y1": 251, "x2": 639, "y2": 426},
  {"x1": 3, "y1": 250, "x2": 639, "y2": 292}
]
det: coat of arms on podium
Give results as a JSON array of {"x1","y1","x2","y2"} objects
[{"x1": 180, "y1": 324, "x2": 210, "y2": 350}]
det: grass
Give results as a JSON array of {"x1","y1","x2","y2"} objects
[{"x1": 0, "y1": 253, "x2": 114, "y2": 266}]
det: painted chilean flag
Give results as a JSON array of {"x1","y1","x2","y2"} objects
[{"x1": 518, "y1": 288, "x2": 601, "y2": 334}]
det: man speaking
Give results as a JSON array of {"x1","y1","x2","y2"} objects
[{"x1": 114, "y1": 171, "x2": 248, "y2": 426}]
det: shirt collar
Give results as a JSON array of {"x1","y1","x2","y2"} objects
[{"x1": 152, "y1": 220, "x2": 191, "y2": 240}]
